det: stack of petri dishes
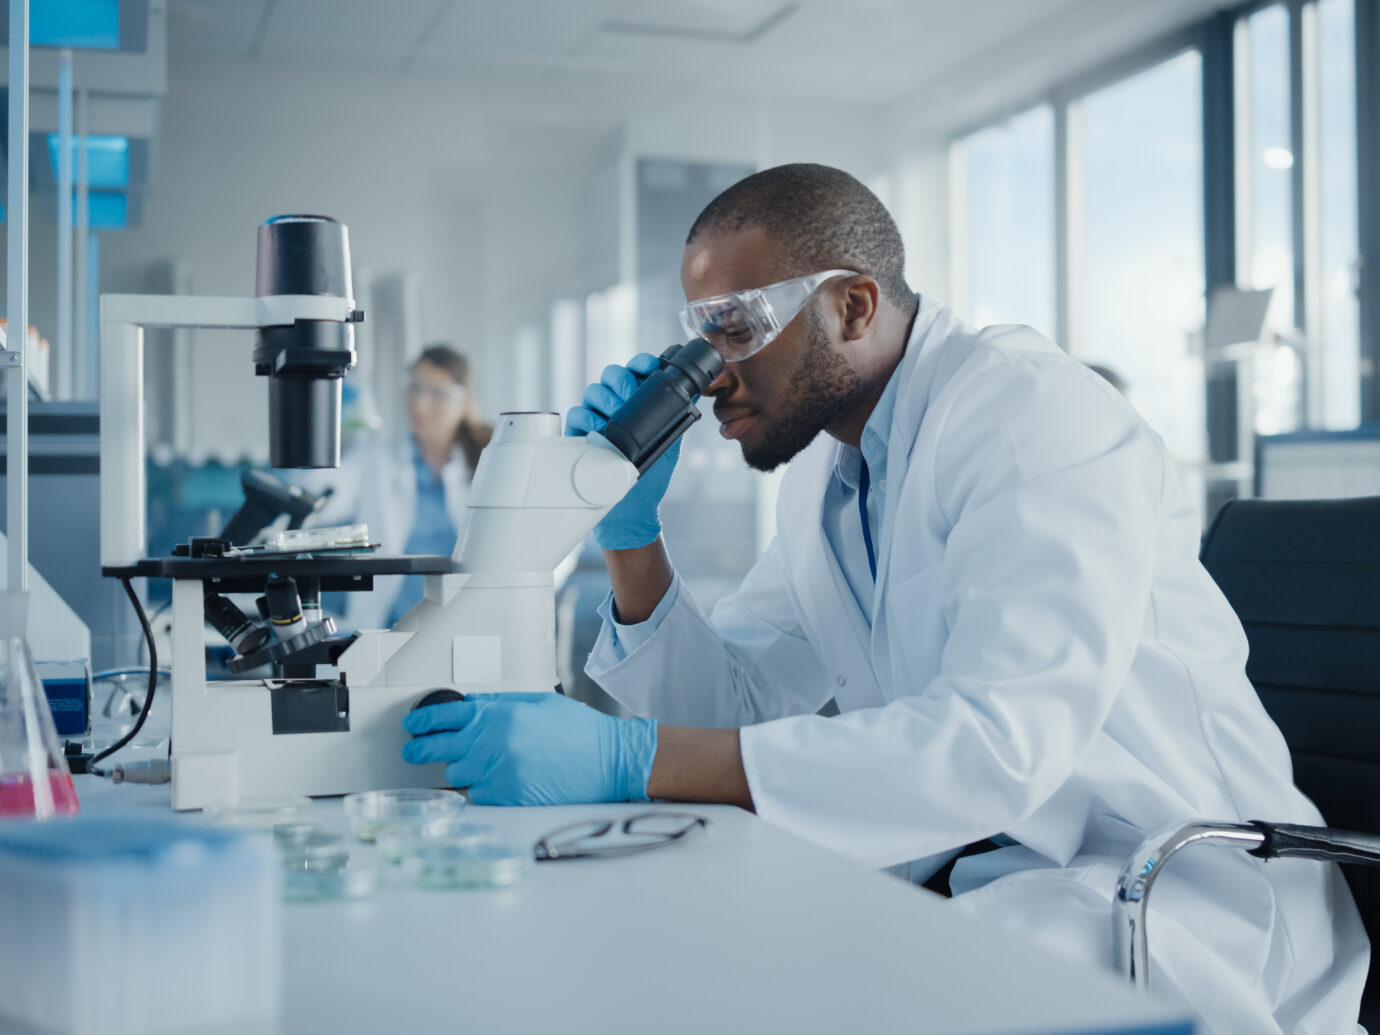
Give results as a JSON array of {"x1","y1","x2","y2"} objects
[
  {"x1": 206, "y1": 789, "x2": 535, "y2": 896},
  {"x1": 374, "y1": 815, "x2": 496, "y2": 865},
  {"x1": 402, "y1": 839, "x2": 533, "y2": 890},
  {"x1": 342, "y1": 788, "x2": 465, "y2": 843},
  {"x1": 344, "y1": 789, "x2": 532, "y2": 890},
  {"x1": 203, "y1": 796, "x2": 383, "y2": 903}
]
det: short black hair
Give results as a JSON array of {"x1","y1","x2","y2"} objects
[{"x1": 686, "y1": 163, "x2": 914, "y2": 311}]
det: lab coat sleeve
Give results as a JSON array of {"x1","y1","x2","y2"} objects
[
  {"x1": 739, "y1": 357, "x2": 1163, "y2": 868},
  {"x1": 585, "y1": 535, "x2": 834, "y2": 727},
  {"x1": 594, "y1": 572, "x2": 683, "y2": 656}
]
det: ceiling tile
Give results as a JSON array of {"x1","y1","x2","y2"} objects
[
  {"x1": 409, "y1": 0, "x2": 625, "y2": 71},
  {"x1": 167, "y1": 0, "x2": 268, "y2": 58},
  {"x1": 606, "y1": 0, "x2": 790, "y2": 38},
  {"x1": 257, "y1": 0, "x2": 446, "y2": 61}
]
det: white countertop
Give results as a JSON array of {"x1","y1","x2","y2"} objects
[{"x1": 75, "y1": 776, "x2": 1194, "y2": 1035}]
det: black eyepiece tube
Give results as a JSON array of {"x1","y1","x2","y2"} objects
[
  {"x1": 601, "y1": 338, "x2": 724, "y2": 474},
  {"x1": 252, "y1": 216, "x2": 358, "y2": 469}
]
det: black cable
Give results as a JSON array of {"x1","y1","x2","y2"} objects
[
  {"x1": 88, "y1": 579, "x2": 158, "y2": 778},
  {"x1": 137, "y1": 598, "x2": 172, "y2": 668}
]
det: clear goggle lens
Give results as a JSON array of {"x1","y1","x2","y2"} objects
[{"x1": 678, "y1": 269, "x2": 856, "y2": 363}]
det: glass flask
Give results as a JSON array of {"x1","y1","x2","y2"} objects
[{"x1": 0, "y1": 592, "x2": 79, "y2": 818}]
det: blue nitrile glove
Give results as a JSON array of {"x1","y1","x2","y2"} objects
[
  {"x1": 402, "y1": 692, "x2": 658, "y2": 806},
  {"x1": 565, "y1": 353, "x2": 679, "y2": 550}
]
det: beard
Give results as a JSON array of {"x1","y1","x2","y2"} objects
[{"x1": 739, "y1": 306, "x2": 868, "y2": 472}]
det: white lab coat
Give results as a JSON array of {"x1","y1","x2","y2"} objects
[
  {"x1": 587, "y1": 297, "x2": 1369, "y2": 1033},
  {"x1": 301, "y1": 435, "x2": 471, "y2": 629}
]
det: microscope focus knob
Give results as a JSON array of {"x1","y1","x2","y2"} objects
[{"x1": 411, "y1": 689, "x2": 465, "y2": 712}]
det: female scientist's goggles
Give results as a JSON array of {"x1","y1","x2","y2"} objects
[
  {"x1": 678, "y1": 268, "x2": 857, "y2": 363},
  {"x1": 404, "y1": 378, "x2": 466, "y2": 409}
]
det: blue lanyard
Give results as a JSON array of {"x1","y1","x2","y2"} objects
[{"x1": 858, "y1": 458, "x2": 877, "y2": 581}]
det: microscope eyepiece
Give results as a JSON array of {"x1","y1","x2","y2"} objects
[
  {"x1": 658, "y1": 337, "x2": 723, "y2": 396},
  {"x1": 252, "y1": 215, "x2": 358, "y2": 469},
  {"x1": 600, "y1": 338, "x2": 725, "y2": 474}
]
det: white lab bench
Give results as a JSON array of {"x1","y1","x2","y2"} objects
[{"x1": 75, "y1": 775, "x2": 1194, "y2": 1035}]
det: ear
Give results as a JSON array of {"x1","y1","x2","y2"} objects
[{"x1": 839, "y1": 276, "x2": 880, "y2": 341}]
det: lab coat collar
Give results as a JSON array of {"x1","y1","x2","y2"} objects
[
  {"x1": 785, "y1": 296, "x2": 957, "y2": 709},
  {"x1": 805, "y1": 446, "x2": 885, "y2": 708},
  {"x1": 872, "y1": 294, "x2": 949, "y2": 612},
  {"x1": 813, "y1": 295, "x2": 951, "y2": 617},
  {"x1": 833, "y1": 359, "x2": 900, "y2": 493}
]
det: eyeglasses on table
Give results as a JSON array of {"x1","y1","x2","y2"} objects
[{"x1": 533, "y1": 811, "x2": 709, "y2": 862}]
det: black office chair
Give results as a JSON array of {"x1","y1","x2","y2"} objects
[{"x1": 1113, "y1": 496, "x2": 1380, "y2": 1029}]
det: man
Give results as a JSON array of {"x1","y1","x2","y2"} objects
[{"x1": 404, "y1": 164, "x2": 1366, "y2": 1032}]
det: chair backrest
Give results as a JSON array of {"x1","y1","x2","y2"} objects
[
  {"x1": 1200, "y1": 496, "x2": 1380, "y2": 1024},
  {"x1": 1200, "y1": 496, "x2": 1380, "y2": 831}
]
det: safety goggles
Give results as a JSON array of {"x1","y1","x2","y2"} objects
[
  {"x1": 404, "y1": 378, "x2": 466, "y2": 409},
  {"x1": 678, "y1": 269, "x2": 857, "y2": 363}
]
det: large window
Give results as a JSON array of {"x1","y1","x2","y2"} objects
[
  {"x1": 1313, "y1": 0, "x2": 1360, "y2": 428},
  {"x1": 948, "y1": 0, "x2": 1373, "y2": 511},
  {"x1": 1237, "y1": 5, "x2": 1296, "y2": 335},
  {"x1": 1235, "y1": 0, "x2": 1361, "y2": 429},
  {"x1": 1074, "y1": 51, "x2": 1206, "y2": 468},
  {"x1": 951, "y1": 106, "x2": 1056, "y2": 340}
]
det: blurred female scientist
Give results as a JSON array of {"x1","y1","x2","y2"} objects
[{"x1": 310, "y1": 344, "x2": 490, "y2": 629}]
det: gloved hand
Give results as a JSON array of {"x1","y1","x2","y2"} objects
[
  {"x1": 402, "y1": 692, "x2": 658, "y2": 806},
  {"x1": 565, "y1": 353, "x2": 678, "y2": 550}
]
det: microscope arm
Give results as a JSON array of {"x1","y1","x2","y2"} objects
[
  {"x1": 449, "y1": 336, "x2": 723, "y2": 578},
  {"x1": 451, "y1": 416, "x2": 638, "y2": 576},
  {"x1": 342, "y1": 340, "x2": 723, "y2": 697}
]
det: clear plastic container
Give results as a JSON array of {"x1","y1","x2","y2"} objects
[
  {"x1": 276, "y1": 829, "x2": 349, "y2": 872},
  {"x1": 376, "y1": 818, "x2": 496, "y2": 865},
  {"x1": 202, "y1": 796, "x2": 316, "y2": 832},
  {"x1": 0, "y1": 813, "x2": 279, "y2": 1033},
  {"x1": 342, "y1": 788, "x2": 463, "y2": 842},
  {"x1": 283, "y1": 858, "x2": 383, "y2": 902},
  {"x1": 402, "y1": 839, "x2": 532, "y2": 890},
  {"x1": 229, "y1": 524, "x2": 372, "y2": 557},
  {"x1": 275, "y1": 829, "x2": 382, "y2": 902},
  {"x1": 0, "y1": 592, "x2": 79, "y2": 819}
]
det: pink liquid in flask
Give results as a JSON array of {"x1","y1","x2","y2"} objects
[{"x1": 0, "y1": 771, "x2": 80, "y2": 817}]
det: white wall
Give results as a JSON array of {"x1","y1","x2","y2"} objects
[
  {"x1": 4, "y1": 54, "x2": 949, "y2": 461},
  {"x1": 84, "y1": 55, "x2": 629, "y2": 462}
]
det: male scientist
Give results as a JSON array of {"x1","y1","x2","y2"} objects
[{"x1": 404, "y1": 164, "x2": 1367, "y2": 1032}]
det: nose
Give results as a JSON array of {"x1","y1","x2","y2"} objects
[{"x1": 704, "y1": 364, "x2": 736, "y2": 398}]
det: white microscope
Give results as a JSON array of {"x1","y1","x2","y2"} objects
[{"x1": 99, "y1": 216, "x2": 723, "y2": 810}]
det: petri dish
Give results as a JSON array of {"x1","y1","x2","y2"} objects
[
  {"x1": 342, "y1": 788, "x2": 464, "y2": 843},
  {"x1": 283, "y1": 861, "x2": 383, "y2": 903},
  {"x1": 376, "y1": 819, "x2": 497, "y2": 866},
  {"x1": 202, "y1": 797, "x2": 316, "y2": 831},
  {"x1": 276, "y1": 829, "x2": 349, "y2": 873},
  {"x1": 402, "y1": 839, "x2": 533, "y2": 890},
  {"x1": 275, "y1": 829, "x2": 382, "y2": 902}
]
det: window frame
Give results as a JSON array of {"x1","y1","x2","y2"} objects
[{"x1": 947, "y1": 0, "x2": 1378, "y2": 425}]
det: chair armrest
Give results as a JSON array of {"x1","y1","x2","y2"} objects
[
  {"x1": 1113, "y1": 820, "x2": 1265, "y2": 991},
  {"x1": 1114, "y1": 819, "x2": 1380, "y2": 994},
  {"x1": 1249, "y1": 821, "x2": 1380, "y2": 866}
]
